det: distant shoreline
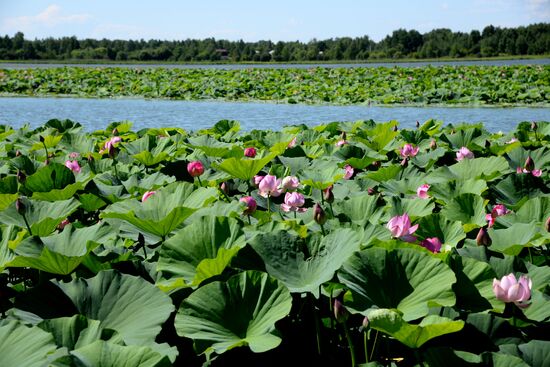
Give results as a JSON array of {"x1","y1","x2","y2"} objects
[{"x1": 1, "y1": 54, "x2": 549, "y2": 66}]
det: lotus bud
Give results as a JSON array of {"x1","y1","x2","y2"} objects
[
  {"x1": 15, "y1": 198, "x2": 25, "y2": 215},
  {"x1": 39, "y1": 135, "x2": 45, "y2": 143},
  {"x1": 416, "y1": 121, "x2": 420, "y2": 128},
  {"x1": 112, "y1": 128, "x2": 119, "y2": 136},
  {"x1": 524, "y1": 156, "x2": 535, "y2": 172},
  {"x1": 401, "y1": 158, "x2": 408, "y2": 168},
  {"x1": 16, "y1": 170, "x2": 26, "y2": 183},
  {"x1": 15, "y1": 150, "x2": 21, "y2": 157},
  {"x1": 531, "y1": 121, "x2": 538, "y2": 131},
  {"x1": 244, "y1": 147, "x2": 257, "y2": 158},
  {"x1": 372, "y1": 161, "x2": 381, "y2": 168},
  {"x1": 323, "y1": 185, "x2": 334, "y2": 204},
  {"x1": 333, "y1": 299, "x2": 349, "y2": 324},
  {"x1": 44, "y1": 159, "x2": 50, "y2": 165},
  {"x1": 361, "y1": 316, "x2": 369, "y2": 331},
  {"x1": 57, "y1": 218, "x2": 70, "y2": 231},
  {"x1": 187, "y1": 161, "x2": 204, "y2": 177},
  {"x1": 340, "y1": 131, "x2": 347, "y2": 140},
  {"x1": 430, "y1": 139, "x2": 437, "y2": 150},
  {"x1": 240, "y1": 196, "x2": 257, "y2": 215},
  {"x1": 108, "y1": 144, "x2": 116, "y2": 159},
  {"x1": 485, "y1": 140, "x2": 491, "y2": 149},
  {"x1": 220, "y1": 182, "x2": 229, "y2": 195},
  {"x1": 367, "y1": 187, "x2": 376, "y2": 195},
  {"x1": 545, "y1": 216, "x2": 550, "y2": 233},
  {"x1": 313, "y1": 203, "x2": 327, "y2": 225},
  {"x1": 392, "y1": 125, "x2": 398, "y2": 132},
  {"x1": 476, "y1": 227, "x2": 492, "y2": 247},
  {"x1": 87, "y1": 154, "x2": 94, "y2": 163}
]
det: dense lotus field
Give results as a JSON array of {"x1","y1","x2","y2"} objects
[
  {"x1": 0, "y1": 118, "x2": 549, "y2": 366},
  {"x1": 0, "y1": 64, "x2": 549, "y2": 105}
]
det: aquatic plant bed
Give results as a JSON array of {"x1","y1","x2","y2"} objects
[
  {"x1": 0, "y1": 118, "x2": 549, "y2": 366},
  {"x1": 1, "y1": 64, "x2": 549, "y2": 105}
]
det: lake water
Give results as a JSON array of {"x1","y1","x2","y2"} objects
[
  {"x1": 0, "y1": 97, "x2": 548, "y2": 132},
  {"x1": 1, "y1": 58, "x2": 549, "y2": 70}
]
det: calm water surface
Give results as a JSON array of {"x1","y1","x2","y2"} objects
[{"x1": 0, "y1": 97, "x2": 548, "y2": 132}]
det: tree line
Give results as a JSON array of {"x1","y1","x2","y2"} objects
[{"x1": 1, "y1": 23, "x2": 548, "y2": 62}]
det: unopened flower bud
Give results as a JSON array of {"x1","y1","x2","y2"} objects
[
  {"x1": 485, "y1": 140, "x2": 491, "y2": 149},
  {"x1": 39, "y1": 135, "x2": 45, "y2": 143},
  {"x1": 15, "y1": 198, "x2": 25, "y2": 215},
  {"x1": 545, "y1": 216, "x2": 550, "y2": 233},
  {"x1": 430, "y1": 139, "x2": 437, "y2": 150},
  {"x1": 112, "y1": 128, "x2": 119, "y2": 136},
  {"x1": 361, "y1": 316, "x2": 369, "y2": 331},
  {"x1": 15, "y1": 150, "x2": 21, "y2": 157},
  {"x1": 416, "y1": 121, "x2": 420, "y2": 128},
  {"x1": 334, "y1": 299, "x2": 349, "y2": 323},
  {"x1": 220, "y1": 182, "x2": 229, "y2": 195},
  {"x1": 340, "y1": 131, "x2": 347, "y2": 140},
  {"x1": 476, "y1": 227, "x2": 492, "y2": 247},
  {"x1": 524, "y1": 156, "x2": 535, "y2": 172},
  {"x1": 108, "y1": 144, "x2": 116, "y2": 159},
  {"x1": 323, "y1": 185, "x2": 334, "y2": 204},
  {"x1": 401, "y1": 158, "x2": 408, "y2": 168},
  {"x1": 367, "y1": 187, "x2": 376, "y2": 195},
  {"x1": 392, "y1": 125, "x2": 398, "y2": 132},
  {"x1": 16, "y1": 170, "x2": 26, "y2": 183},
  {"x1": 372, "y1": 161, "x2": 381, "y2": 168},
  {"x1": 313, "y1": 203, "x2": 327, "y2": 225},
  {"x1": 531, "y1": 121, "x2": 538, "y2": 131}
]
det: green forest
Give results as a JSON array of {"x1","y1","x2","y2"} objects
[{"x1": 1, "y1": 23, "x2": 549, "y2": 62}]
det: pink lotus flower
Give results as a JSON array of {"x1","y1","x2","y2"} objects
[
  {"x1": 400, "y1": 144, "x2": 419, "y2": 158},
  {"x1": 387, "y1": 213, "x2": 418, "y2": 243},
  {"x1": 99, "y1": 136, "x2": 121, "y2": 154},
  {"x1": 420, "y1": 237, "x2": 442, "y2": 253},
  {"x1": 281, "y1": 176, "x2": 300, "y2": 191},
  {"x1": 58, "y1": 218, "x2": 70, "y2": 231},
  {"x1": 68, "y1": 152, "x2": 80, "y2": 159},
  {"x1": 244, "y1": 147, "x2": 257, "y2": 158},
  {"x1": 336, "y1": 139, "x2": 348, "y2": 147},
  {"x1": 417, "y1": 184, "x2": 430, "y2": 199},
  {"x1": 287, "y1": 137, "x2": 297, "y2": 148},
  {"x1": 187, "y1": 161, "x2": 204, "y2": 177},
  {"x1": 516, "y1": 167, "x2": 542, "y2": 177},
  {"x1": 141, "y1": 191, "x2": 156, "y2": 202},
  {"x1": 343, "y1": 165, "x2": 354, "y2": 180},
  {"x1": 506, "y1": 137, "x2": 518, "y2": 144},
  {"x1": 485, "y1": 204, "x2": 510, "y2": 227},
  {"x1": 253, "y1": 175, "x2": 264, "y2": 187},
  {"x1": 281, "y1": 192, "x2": 306, "y2": 213},
  {"x1": 65, "y1": 160, "x2": 81, "y2": 173},
  {"x1": 240, "y1": 196, "x2": 257, "y2": 215},
  {"x1": 493, "y1": 273, "x2": 532, "y2": 308},
  {"x1": 258, "y1": 175, "x2": 282, "y2": 198},
  {"x1": 456, "y1": 147, "x2": 474, "y2": 161}
]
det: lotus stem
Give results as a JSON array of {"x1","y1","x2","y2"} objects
[
  {"x1": 364, "y1": 330, "x2": 369, "y2": 364},
  {"x1": 22, "y1": 214, "x2": 33, "y2": 236},
  {"x1": 247, "y1": 215, "x2": 251, "y2": 225},
  {"x1": 369, "y1": 330, "x2": 379, "y2": 361},
  {"x1": 267, "y1": 196, "x2": 270, "y2": 213},
  {"x1": 311, "y1": 294, "x2": 322, "y2": 356},
  {"x1": 320, "y1": 223, "x2": 326, "y2": 236},
  {"x1": 293, "y1": 211, "x2": 297, "y2": 219},
  {"x1": 528, "y1": 247, "x2": 533, "y2": 264},
  {"x1": 343, "y1": 320, "x2": 356, "y2": 367},
  {"x1": 197, "y1": 176, "x2": 203, "y2": 187}
]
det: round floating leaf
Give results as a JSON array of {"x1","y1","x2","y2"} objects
[
  {"x1": 338, "y1": 246, "x2": 456, "y2": 321},
  {"x1": 71, "y1": 340, "x2": 172, "y2": 367},
  {"x1": 367, "y1": 308, "x2": 464, "y2": 348},
  {"x1": 174, "y1": 270, "x2": 292, "y2": 356},
  {"x1": 0, "y1": 320, "x2": 57, "y2": 367},
  {"x1": 55, "y1": 270, "x2": 174, "y2": 345},
  {"x1": 251, "y1": 228, "x2": 361, "y2": 296}
]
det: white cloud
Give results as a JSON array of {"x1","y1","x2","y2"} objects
[{"x1": 2, "y1": 4, "x2": 91, "y2": 31}]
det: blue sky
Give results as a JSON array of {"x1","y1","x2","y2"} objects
[{"x1": 1, "y1": 1, "x2": 549, "y2": 42}]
